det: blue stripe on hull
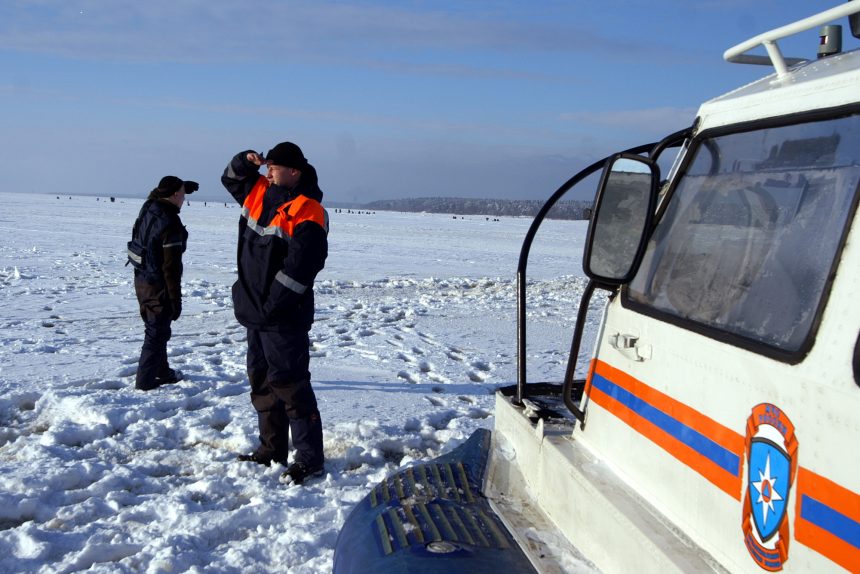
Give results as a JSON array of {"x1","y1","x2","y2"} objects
[{"x1": 592, "y1": 373, "x2": 740, "y2": 475}]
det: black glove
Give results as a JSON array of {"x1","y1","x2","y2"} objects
[
  {"x1": 171, "y1": 300, "x2": 182, "y2": 321},
  {"x1": 184, "y1": 181, "x2": 199, "y2": 194}
]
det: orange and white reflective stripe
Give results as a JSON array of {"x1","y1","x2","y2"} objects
[{"x1": 241, "y1": 176, "x2": 327, "y2": 240}]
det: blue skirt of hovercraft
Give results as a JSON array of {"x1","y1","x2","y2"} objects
[{"x1": 332, "y1": 428, "x2": 537, "y2": 574}]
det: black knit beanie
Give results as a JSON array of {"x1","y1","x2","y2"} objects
[
  {"x1": 265, "y1": 142, "x2": 308, "y2": 170},
  {"x1": 154, "y1": 176, "x2": 183, "y2": 198}
]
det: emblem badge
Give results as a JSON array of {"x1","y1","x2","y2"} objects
[{"x1": 742, "y1": 404, "x2": 798, "y2": 571}]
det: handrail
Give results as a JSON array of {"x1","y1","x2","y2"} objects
[
  {"x1": 724, "y1": 3, "x2": 860, "y2": 78},
  {"x1": 515, "y1": 143, "x2": 655, "y2": 406},
  {"x1": 560, "y1": 279, "x2": 597, "y2": 423}
]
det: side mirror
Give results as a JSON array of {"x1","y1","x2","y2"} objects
[{"x1": 583, "y1": 154, "x2": 659, "y2": 285}]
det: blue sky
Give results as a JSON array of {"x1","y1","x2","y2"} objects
[{"x1": 0, "y1": 1, "x2": 847, "y2": 203}]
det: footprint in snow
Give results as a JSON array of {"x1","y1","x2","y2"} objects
[
  {"x1": 382, "y1": 312, "x2": 405, "y2": 324},
  {"x1": 427, "y1": 373, "x2": 450, "y2": 385},
  {"x1": 471, "y1": 360, "x2": 492, "y2": 372},
  {"x1": 90, "y1": 379, "x2": 125, "y2": 391},
  {"x1": 446, "y1": 348, "x2": 465, "y2": 362},
  {"x1": 403, "y1": 418, "x2": 422, "y2": 432},
  {"x1": 183, "y1": 395, "x2": 209, "y2": 412},
  {"x1": 201, "y1": 408, "x2": 233, "y2": 432},
  {"x1": 427, "y1": 410, "x2": 457, "y2": 430},
  {"x1": 15, "y1": 394, "x2": 39, "y2": 412},
  {"x1": 353, "y1": 348, "x2": 380, "y2": 360},
  {"x1": 467, "y1": 370, "x2": 487, "y2": 382},
  {"x1": 467, "y1": 407, "x2": 492, "y2": 420},
  {"x1": 424, "y1": 395, "x2": 445, "y2": 407},
  {"x1": 117, "y1": 365, "x2": 137, "y2": 378},
  {"x1": 214, "y1": 383, "x2": 246, "y2": 398},
  {"x1": 418, "y1": 333, "x2": 438, "y2": 346}
]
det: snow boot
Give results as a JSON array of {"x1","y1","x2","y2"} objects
[
  {"x1": 156, "y1": 368, "x2": 183, "y2": 386},
  {"x1": 281, "y1": 461, "x2": 325, "y2": 485},
  {"x1": 289, "y1": 413, "x2": 323, "y2": 464},
  {"x1": 237, "y1": 450, "x2": 284, "y2": 467}
]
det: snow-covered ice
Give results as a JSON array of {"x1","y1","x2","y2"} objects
[{"x1": 0, "y1": 191, "x2": 596, "y2": 573}]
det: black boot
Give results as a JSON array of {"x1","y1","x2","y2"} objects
[
  {"x1": 156, "y1": 367, "x2": 183, "y2": 386},
  {"x1": 237, "y1": 451, "x2": 278, "y2": 466},
  {"x1": 282, "y1": 461, "x2": 324, "y2": 485},
  {"x1": 136, "y1": 316, "x2": 171, "y2": 390},
  {"x1": 244, "y1": 409, "x2": 289, "y2": 466},
  {"x1": 288, "y1": 412, "x2": 324, "y2": 469},
  {"x1": 282, "y1": 414, "x2": 325, "y2": 484},
  {"x1": 136, "y1": 346, "x2": 163, "y2": 391}
]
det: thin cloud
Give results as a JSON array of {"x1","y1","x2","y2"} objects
[
  {"x1": 560, "y1": 106, "x2": 698, "y2": 133},
  {"x1": 0, "y1": 0, "x2": 678, "y2": 69}
]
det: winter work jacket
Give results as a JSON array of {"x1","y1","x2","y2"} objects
[
  {"x1": 128, "y1": 197, "x2": 187, "y2": 318},
  {"x1": 221, "y1": 152, "x2": 328, "y2": 331}
]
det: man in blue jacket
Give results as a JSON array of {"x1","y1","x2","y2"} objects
[
  {"x1": 129, "y1": 176, "x2": 197, "y2": 391},
  {"x1": 222, "y1": 142, "x2": 328, "y2": 485}
]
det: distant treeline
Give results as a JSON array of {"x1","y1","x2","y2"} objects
[{"x1": 362, "y1": 197, "x2": 591, "y2": 220}]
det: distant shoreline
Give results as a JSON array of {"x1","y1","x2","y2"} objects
[
  {"x1": 360, "y1": 197, "x2": 590, "y2": 221},
  {"x1": 17, "y1": 191, "x2": 591, "y2": 221}
]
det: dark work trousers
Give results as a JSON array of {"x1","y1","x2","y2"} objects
[
  {"x1": 246, "y1": 327, "x2": 324, "y2": 467},
  {"x1": 135, "y1": 278, "x2": 173, "y2": 390}
]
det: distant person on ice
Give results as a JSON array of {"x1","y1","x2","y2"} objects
[
  {"x1": 127, "y1": 176, "x2": 198, "y2": 391},
  {"x1": 222, "y1": 142, "x2": 329, "y2": 485}
]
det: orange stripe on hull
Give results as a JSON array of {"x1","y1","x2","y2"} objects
[{"x1": 589, "y1": 360, "x2": 744, "y2": 500}]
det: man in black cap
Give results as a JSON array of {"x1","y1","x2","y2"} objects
[
  {"x1": 127, "y1": 175, "x2": 198, "y2": 391},
  {"x1": 221, "y1": 142, "x2": 328, "y2": 485}
]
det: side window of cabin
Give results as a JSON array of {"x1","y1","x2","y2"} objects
[{"x1": 627, "y1": 114, "x2": 860, "y2": 356}]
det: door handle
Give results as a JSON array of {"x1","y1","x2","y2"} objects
[{"x1": 609, "y1": 333, "x2": 652, "y2": 361}]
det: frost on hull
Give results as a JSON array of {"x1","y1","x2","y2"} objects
[{"x1": 332, "y1": 429, "x2": 537, "y2": 574}]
